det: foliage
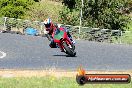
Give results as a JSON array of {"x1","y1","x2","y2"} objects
[
  {"x1": 50, "y1": 0, "x2": 63, "y2": 2},
  {"x1": 34, "y1": 0, "x2": 40, "y2": 2},
  {"x1": 0, "y1": 0, "x2": 35, "y2": 18},
  {"x1": 62, "y1": 0, "x2": 76, "y2": 9},
  {"x1": 61, "y1": 0, "x2": 131, "y2": 31},
  {"x1": 124, "y1": 20, "x2": 132, "y2": 31},
  {"x1": 121, "y1": 31, "x2": 132, "y2": 44},
  {"x1": 82, "y1": 0, "x2": 130, "y2": 30},
  {"x1": 59, "y1": 6, "x2": 79, "y2": 25},
  {"x1": 25, "y1": 1, "x2": 63, "y2": 22}
]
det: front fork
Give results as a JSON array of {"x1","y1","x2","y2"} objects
[{"x1": 60, "y1": 38, "x2": 72, "y2": 50}]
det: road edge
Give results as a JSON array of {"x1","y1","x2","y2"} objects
[{"x1": 0, "y1": 69, "x2": 132, "y2": 78}]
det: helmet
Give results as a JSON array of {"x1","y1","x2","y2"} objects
[{"x1": 44, "y1": 18, "x2": 52, "y2": 29}]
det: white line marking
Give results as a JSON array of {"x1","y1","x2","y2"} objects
[{"x1": 0, "y1": 51, "x2": 6, "y2": 58}]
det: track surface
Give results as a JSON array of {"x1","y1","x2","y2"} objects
[{"x1": 0, "y1": 33, "x2": 132, "y2": 71}]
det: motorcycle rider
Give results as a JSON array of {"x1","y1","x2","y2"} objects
[{"x1": 43, "y1": 18, "x2": 75, "y2": 52}]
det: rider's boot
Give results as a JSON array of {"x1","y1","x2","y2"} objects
[{"x1": 49, "y1": 40, "x2": 57, "y2": 48}]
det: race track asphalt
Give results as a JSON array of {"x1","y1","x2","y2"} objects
[{"x1": 0, "y1": 33, "x2": 132, "y2": 71}]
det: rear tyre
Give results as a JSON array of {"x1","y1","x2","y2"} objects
[{"x1": 62, "y1": 42, "x2": 76, "y2": 57}]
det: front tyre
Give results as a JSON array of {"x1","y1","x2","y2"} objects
[
  {"x1": 62, "y1": 42, "x2": 76, "y2": 57},
  {"x1": 71, "y1": 43, "x2": 75, "y2": 50}
]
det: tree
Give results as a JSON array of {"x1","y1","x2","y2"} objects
[
  {"x1": 61, "y1": 0, "x2": 131, "y2": 30},
  {"x1": 82, "y1": 0, "x2": 131, "y2": 30},
  {"x1": 25, "y1": 2, "x2": 63, "y2": 22},
  {"x1": 59, "y1": 0, "x2": 81, "y2": 25},
  {"x1": 59, "y1": 7, "x2": 79, "y2": 25},
  {"x1": 62, "y1": 0, "x2": 76, "y2": 9},
  {"x1": 0, "y1": 0, "x2": 35, "y2": 18},
  {"x1": 33, "y1": 0, "x2": 40, "y2": 2}
]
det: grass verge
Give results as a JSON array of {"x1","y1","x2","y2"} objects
[
  {"x1": 0, "y1": 70, "x2": 132, "y2": 88},
  {"x1": 0, "y1": 76, "x2": 132, "y2": 88},
  {"x1": 121, "y1": 31, "x2": 132, "y2": 44}
]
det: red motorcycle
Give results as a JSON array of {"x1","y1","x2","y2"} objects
[{"x1": 46, "y1": 27, "x2": 76, "y2": 57}]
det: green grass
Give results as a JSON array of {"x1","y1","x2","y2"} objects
[
  {"x1": 120, "y1": 20, "x2": 132, "y2": 44},
  {"x1": 125, "y1": 20, "x2": 132, "y2": 32},
  {"x1": 25, "y1": 0, "x2": 63, "y2": 22},
  {"x1": 0, "y1": 76, "x2": 132, "y2": 88},
  {"x1": 121, "y1": 31, "x2": 132, "y2": 44}
]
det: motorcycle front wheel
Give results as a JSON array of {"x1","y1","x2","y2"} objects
[{"x1": 62, "y1": 42, "x2": 76, "y2": 57}]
